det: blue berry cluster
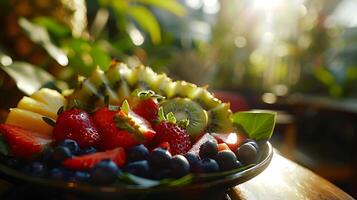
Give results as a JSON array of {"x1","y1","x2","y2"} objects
[
  {"x1": 21, "y1": 139, "x2": 122, "y2": 185},
  {"x1": 11, "y1": 138, "x2": 259, "y2": 185}
]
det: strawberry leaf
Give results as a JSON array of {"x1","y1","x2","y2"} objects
[
  {"x1": 158, "y1": 107, "x2": 166, "y2": 121},
  {"x1": 166, "y1": 112, "x2": 176, "y2": 124},
  {"x1": 121, "y1": 100, "x2": 130, "y2": 114},
  {"x1": 232, "y1": 110, "x2": 276, "y2": 140}
]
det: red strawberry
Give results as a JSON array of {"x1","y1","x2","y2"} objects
[
  {"x1": 0, "y1": 124, "x2": 52, "y2": 159},
  {"x1": 153, "y1": 121, "x2": 192, "y2": 155},
  {"x1": 211, "y1": 132, "x2": 247, "y2": 151},
  {"x1": 218, "y1": 143, "x2": 230, "y2": 152},
  {"x1": 63, "y1": 147, "x2": 126, "y2": 170},
  {"x1": 53, "y1": 109, "x2": 101, "y2": 148},
  {"x1": 133, "y1": 98, "x2": 159, "y2": 123},
  {"x1": 158, "y1": 141, "x2": 170, "y2": 151},
  {"x1": 93, "y1": 107, "x2": 155, "y2": 150}
]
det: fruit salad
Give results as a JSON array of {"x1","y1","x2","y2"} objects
[{"x1": 0, "y1": 61, "x2": 276, "y2": 186}]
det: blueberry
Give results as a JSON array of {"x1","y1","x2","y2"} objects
[
  {"x1": 26, "y1": 162, "x2": 47, "y2": 177},
  {"x1": 244, "y1": 139, "x2": 259, "y2": 151},
  {"x1": 50, "y1": 168, "x2": 68, "y2": 180},
  {"x1": 52, "y1": 146, "x2": 72, "y2": 163},
  {"x1": 73, "y1": 171, "x2": 91, "y2": 182},
  {"x1": 124, "y1": 160, "x2": 151, "y2": 178},
  {"x1": 148, "y1": 148, "x2": 171, "y2": 169},
  {"x1": 90, "y1": 160, "x2": 120, "y2": 184},
  {"x1": 78, "y1": 147, "x2": 97, "y2": 155},
  {"x1": 183, "y1": 152, "x2": 200, "y2": 166},
  {"x1": 59, "y1": 139, "x2": 80, "y2": 154},
  {"x1": 127, "y1": 144, "x2": 149, "y2": 162},
  {"x1": 199, "y1": 140, "x2": 218, "y2": 159},
  {"x1": 215, "y1": 150, "x2": 240, "y2": 171},
  {"x1": 195, "y1": 158, "x2": 219, "y2": 173},
  {"x1": 235, "y1": 143, "x2": 258, "y2": 165},
  {"x1": 170, "y1": 155, "x2": 190, "y2": 178}
]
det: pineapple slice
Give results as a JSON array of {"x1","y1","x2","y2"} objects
[
  {"x1": 17, "y1": 97, "x2": 58, "y2": 120},
  {"x1": 5, "y1": 108, "x2": 53, "y2": 137},
  {"x1": 30, "y1": 88, "x2": 67, "y2": 111}
]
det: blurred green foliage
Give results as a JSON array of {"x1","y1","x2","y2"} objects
[{"x1": 1, "y1": 0, "x2": 357, "y2": 99}]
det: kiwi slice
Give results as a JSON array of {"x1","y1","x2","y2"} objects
[
  {"x1": 161, "y1": 98, "x2": 208, "y2": 139},
  {"x1": 206, "y1": 103, "x2": 234, "y2": 133}
]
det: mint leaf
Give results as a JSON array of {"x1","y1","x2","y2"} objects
[
  {"x1": 0, "y1": 135, "x2": 10, "y2": 156},
  {"x1": 232, "y1": 110, "x2": 276, "y2": 140}
]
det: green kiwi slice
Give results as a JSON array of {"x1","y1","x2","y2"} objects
[
  {"x1": 160, "y1": 98, "x2": 208, "y2": 139},
  {"x1": 206, "y1": 103, "x2": 234, "y2": 133}
]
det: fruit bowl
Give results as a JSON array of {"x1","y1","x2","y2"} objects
[{"x1": 0, "y1": 141, "x2": 272, "y2": 199}]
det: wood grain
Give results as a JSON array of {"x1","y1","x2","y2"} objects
[{"x1": 229, "y1": 152, "x2": 354, "y2": 200}]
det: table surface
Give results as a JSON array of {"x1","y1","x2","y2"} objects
[
  {"x1": 0, "y1": 151, "x2": 353, "y2": 200},
  {"x1": 229, "y1": 152, "x2": 354, "y2": 200}
]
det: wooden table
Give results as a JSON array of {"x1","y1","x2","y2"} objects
[
  {"x1": 228, "y1": 151, "x2": 354, "y2": 200},
  {"x1": 0, "y1": 151, "x2": 353, "y2": 200}
]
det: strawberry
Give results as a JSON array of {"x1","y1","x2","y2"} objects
[
  {"x1": 63, "y1": 147, "x2": 126, "y2": 170},
  {"x1": 158, "y1": 141, "x2": 170, "y2": 151},
  {"x1": 53, "y1": 109, "x2": 101, "y2": 148},
  {"x1": 218, "y1": 143, "x2": 230, "y2": 152},
  {"x1": 133, "y1": 98, "x2": 159, "y2": 123},
  {"x1": 0, "y1": 124, "x2": 52, "y2": 159},
  {"x1": 153, "y1": 121, "x2": 192, "y2": 155},
  {"x1": 211, "y1": 132, "x2": 247, "y2": 151},
  {"x1": 93, "y1": 107, "x2": 155, "y2": 150}
]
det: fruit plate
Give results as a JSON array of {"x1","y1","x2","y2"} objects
[{"x1": 0, "y1": 141, "x2": 272, "y2": 199}]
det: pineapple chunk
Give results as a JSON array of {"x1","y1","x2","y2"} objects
[
  {"x1": 31, "y1": 88, "x2": 67, "y2": 111},
  {"x1": 17, "y1": 97, "x2": 58, "y2": 119},
  {"x1": 5, "y1": 108, "x2": 53, "y2": 137}
]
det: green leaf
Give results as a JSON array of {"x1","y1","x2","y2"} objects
[
  {"x1": 127, "y1": 5, "x2": 161, "y2": 44},
  {"x1": 158, "y1": 107, "x2": 166, "y2": 121},
  {"x1": 121, "y1": 100, "x2": 130, "y2": 114},
  {"x1": 0, "y1": 135, "x2": 10, "y2": 156},
  {"x1": 166, "y1": 112, "x2": 176, "y2": 124},
  {"x1": 89, "y1": 45, "x2": 111, "y2": 71},
  {"x1": 33, "y1": 17, "x2": 70, "y2": 38},
  {"x1": 136, "y1": 0, "x2": 186, "y2": 16},
  {"x1": 231, "y1": 110, "x2": 276, "y2": 140},
  {"x1": 19, "y1": 18, "x2": 68, "y2": 66},
  {"x1": 165, "y1": 174, "x2": 192, "y2": 186},
  {"x1": 0, "y1": 61, "x2": 54, "y2": 95},
  {"x1": 120, "y1": 173, "x2": 160, "y2": 188}
]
